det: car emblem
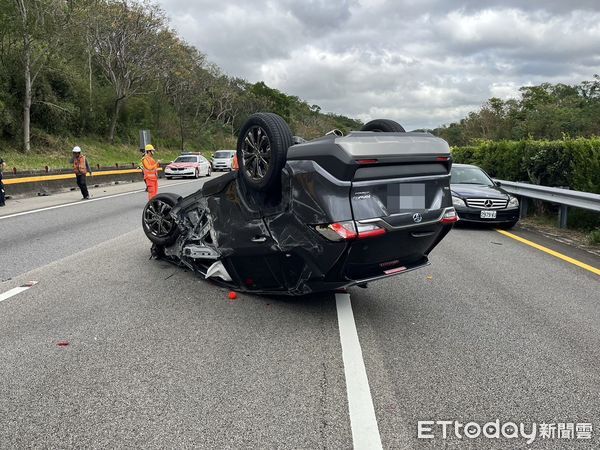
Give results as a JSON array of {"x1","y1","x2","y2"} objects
[
  {"x1": 484, "y1": 199, "x2": 493, "y2": 208},
  {"x1": 412, "y1": 213, "x2": 422, "y2": 223}
]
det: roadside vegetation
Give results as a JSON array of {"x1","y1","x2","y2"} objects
[
  {"x1": 1, "y1": 139, "x2": 185, "y2": 172},
  {"x1": 433, "y1": 77, "x2": 600, "y2": 145},
  {"x1": 439, "y1": 79, "x2": 600, "y2": 241},
  {"x1": 0, "y1": 0, "x2": 361, "y2": 169}
]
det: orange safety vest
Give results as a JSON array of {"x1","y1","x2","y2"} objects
[
  {"x1": 142, "y1": 155, "x2": 159, "y2": 180},
  {"x1": 73, "y1": 155, "x2": 87, "y2": 175}
]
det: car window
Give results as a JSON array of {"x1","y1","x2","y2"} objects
[
  {"x1": 214, "y1": 151, "x2": 234, "y2": 158},
  {"x1": 175, "y1": 156, "x2": 198, "y2": 163},
  {"x1": 451, "y1": 167, "x2": 494, "y2": 186}
]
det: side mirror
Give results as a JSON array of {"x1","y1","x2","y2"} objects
[
  {"x1": 170, "y1": 160, "x2": 174, "y2": 164},
  {"x1": 495, "y1": 181, "x2": 502, "y2": 187}
]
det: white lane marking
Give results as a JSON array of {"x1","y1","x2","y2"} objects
[
  {"x1": 0, "y1": 179, "x2": 201, "y2": 221},
  {"x1": 0, "y1": 281, "x2": 38, "y2": 304},
  {"x1": 335, "y1": 292, "x2": 383, "y2": 450}
]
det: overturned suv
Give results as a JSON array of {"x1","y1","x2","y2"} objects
[{"x1": 142, "y1": 113, "x2": 458, "y2": 295}]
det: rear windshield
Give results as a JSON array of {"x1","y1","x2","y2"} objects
[
  {"x1": 175, "y1": 156, "x2": 197, "y2": 163},
  {"x1": 214, "y1": 151, "x2": 234, "y2": 158},
  {"x1": 451, "y1": 166, "x2": 493, "y2": 186}
]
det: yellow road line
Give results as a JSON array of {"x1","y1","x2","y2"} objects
[
  {"x1": 3, "y1": 168, "x2": 162, "y2": 185},
  {"x1": 496, "y1": 229, "x2": 600, "y2": 276}
]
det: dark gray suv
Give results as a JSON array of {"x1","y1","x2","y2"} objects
[{"x1": 143, "y1": 113, "x2": 458, "y2": 295}]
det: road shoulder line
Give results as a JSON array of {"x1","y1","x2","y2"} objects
[
  {"x1": 0, "y1": 179, "x2": 199, "y2": 221},
  {"x1": 496, "y1": 229, "x2": 600, "y2": 276},
  {"x1": 335, "y1": 292, "x2": 383, "y2": 450}
]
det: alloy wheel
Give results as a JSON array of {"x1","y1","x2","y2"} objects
[
  {"x1": 143, "y1": 199, "x2": 174, "y2": 237},
  {"x1": 241, "y1": 125, "x2": 271, "y2": 181}
]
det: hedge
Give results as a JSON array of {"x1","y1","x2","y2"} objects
[{"x1": 451, "y1": 138, "x2": 600, "y2": 194}]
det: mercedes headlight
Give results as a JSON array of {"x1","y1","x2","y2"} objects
[
  {"x1": 508, "y1": 196, "x2": 519, "y2": 208},
  {"x1": 452, "y1": 196, "x2": 466, "y2": 207}
]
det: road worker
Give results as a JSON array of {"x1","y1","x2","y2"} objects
[
  {"x1": 142, "y1": 144, "x2": 160, "y2": 200},
  {"x1": 71, "y1": 146, "x2": 92, "y2": 200}
]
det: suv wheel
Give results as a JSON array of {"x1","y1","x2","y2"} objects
[
  {"x1": 142, "y1": 193, "x2": 181, "y2": 246},
  {"x1": 237, "y1": 112, "x2": 293, "y2": 192},
  {"x1": 361, "y1": 119, "x2": 405, "y2": 132}
]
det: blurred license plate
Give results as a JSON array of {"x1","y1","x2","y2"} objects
[
  {"x1": 480, "y1": 210, "x2": 497, "y2": 219},
  {"x1": 388, "y1": 183, "x2": 426, "y2": 211}
]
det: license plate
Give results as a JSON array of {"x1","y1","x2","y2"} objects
[
  {"x1": 480, "y1": 210, "x2": 497, "y2": 219},
  {"x1": 388, "y1": 183, "x2": 426, "y2": 211}
]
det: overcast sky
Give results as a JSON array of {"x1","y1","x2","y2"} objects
[{"x1": 156, "y1": 0, "x2": 600, "y2": 130}]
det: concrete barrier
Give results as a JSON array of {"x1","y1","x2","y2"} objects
[{"x1": 3, "y1": 168, "x2": 164, "y2": 199}]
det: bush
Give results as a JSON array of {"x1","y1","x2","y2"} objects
[
  {"x1": 451, "y1": 137, "x2": 600, "y2": 193},
  {"x1": 588, "y1": 229, "x2": 600, "y2": 245}
]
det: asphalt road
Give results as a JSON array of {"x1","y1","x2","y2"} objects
[{"x1": 0, "y1": 179, "x2": 599, "y2": 449}]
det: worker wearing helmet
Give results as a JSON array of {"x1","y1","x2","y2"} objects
[
  {"x1": 142, "y1": 144, "x2": 160, "y2": 200},
  {"x1": 71, "y1": 146, "x2": 92, "y2": 199}
]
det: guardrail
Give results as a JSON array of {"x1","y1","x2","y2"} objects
[
  {"x1": 2, "y1": 167, "x2": 164, "y2": 199},
  {"x1": 494, "y1": 179, "x2": 600, "y2": 228},
  {"x1": 3, "y1": 162, "x2": 142, "y2": 179},
  {"x1": 3, "y1": 168, "x2": 151, "y2": 185}
]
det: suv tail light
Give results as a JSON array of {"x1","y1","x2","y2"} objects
[
  {"x1": 315, "y1": 221, "x2": 387, "y2": 241},
  {"x1": 440, "y1": 207, "x2": 459, "y2": 224},
  {"x1": 355, "y1": 222, "x2": 387, "y2": 238},
  {"x1": 315, "y1": 221, "x2": 357, "y2": 241}
]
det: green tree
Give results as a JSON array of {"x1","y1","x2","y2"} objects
[{"x1": 89, "y1": 0, "x2": 167, "y2": 143}]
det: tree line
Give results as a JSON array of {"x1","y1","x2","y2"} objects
[
  {"x1": 433, "y1": 76, "x2": 600, "y2": 146},
  {"x1": 0, "y1": 0, "x2": 362, "y2": 153}
]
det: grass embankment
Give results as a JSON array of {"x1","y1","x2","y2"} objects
[{"x1": 1, "y1": 138, "x2": 213, "y2": 172}]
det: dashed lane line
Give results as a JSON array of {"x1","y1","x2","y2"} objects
[
  {"x1": 335, "y1": 292, "x2": 383, "y2": 450},
  {"x1": 0, "y1": 281, "x2": 38, "y2": 304}
]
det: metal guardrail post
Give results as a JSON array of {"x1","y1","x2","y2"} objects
[
  {"x1": 519, "y1": 197, "x2": 528, "y2": 218},
  {"x1": 559, "y1": 205, "x2": 568, "y2": 229}
]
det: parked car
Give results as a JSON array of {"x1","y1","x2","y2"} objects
[
  {"x1": 142, "y1": 113, "x2": 458, "y2": 295},
  {"x1": 211, "y1": 150, "x2": 236, "y2": 171},
  {"x1": 164, "y1": 153, "x2": 211, "y2": 179},
  {"x1": 451, "y1": 163, "x2": 520, "y2": 228}
]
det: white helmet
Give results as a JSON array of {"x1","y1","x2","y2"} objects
[{"x1": 72, "y1": 146, "x2": 81, "y2": 153}]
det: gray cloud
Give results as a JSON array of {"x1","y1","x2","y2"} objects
[{"x1": 157, "y1": 0, "x2": 600, "y2": 130}]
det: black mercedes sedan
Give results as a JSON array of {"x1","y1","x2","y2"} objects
[{"x1": 451, "y1": 164, "x2": 520, "y2": 228}]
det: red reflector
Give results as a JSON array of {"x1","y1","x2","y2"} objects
[
  {"x1": 384, "y1": 266, "x2": 407, "y2": 275},
  {"x1": 436, "y1": 156, "x2": 450, "y2": 161},
  {"x1": 358, "y1": 228, "x2": 387, "y2": 239},
  {"x1": 356, "y1": 159, "x2": 378, "y2": 165}
]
